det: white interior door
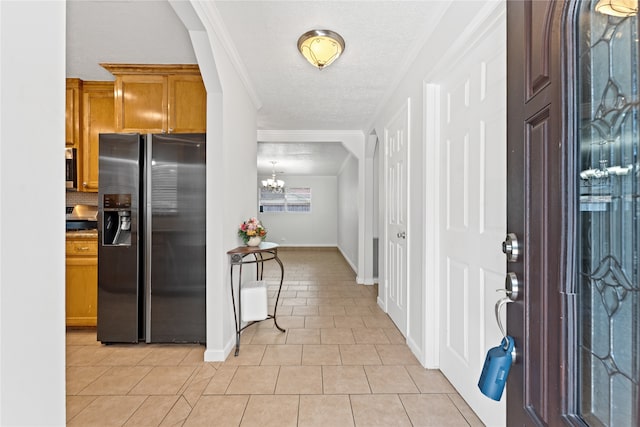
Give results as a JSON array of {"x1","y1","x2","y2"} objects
[
  {"x1": 384, "y1": 99, "x2": 409, "y2": 336},
  {"x1": 436, "y1": 11, "x2": 506, "y2": 427}
]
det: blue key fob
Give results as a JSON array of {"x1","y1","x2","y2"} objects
[{"x1": 478, "y1": 336, "x2": 515, "y2": 401}]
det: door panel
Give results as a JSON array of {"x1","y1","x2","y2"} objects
[
  {"x1": 97, "y1": 134, "x2": 141, "y2": 344},
  {"x1": 147, "y1": 134, "x2": 206, "y2": 343},
  {"x1": 384, "y1": 99, "x2": 409, "y2": 335},
  {"x1": 446, "y1": 133, "x2": 469, "y2": 231},
  {"x1": 436, "y1": 7, "x2": 507, "y2": 425},
  {"x1": 508, "y1": 1, "x2": 640, "y2": 424},
  {"x1": 446, "y1": 258, "x2": 469, "y2": 361},
  {"x1": 525, "y1": 107, "x2": 554, "y2": 423},
  {"x1": 526, "y1": 1, "x2": 554, "y2": 98},
  {"x1": 506, "y1": 1, "x2": 563, "y2": 424}
]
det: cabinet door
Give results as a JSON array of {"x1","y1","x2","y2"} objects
[
  {"x1": 66, "y1": 257, "x2": 98, "y2": 326},
  {"x1": 168, "y1": 74, "x2": 206, "y2": 133},
  {"x1": 115, "y1": 74, "x2": 167, "y2": 133},
  {"x1": 82, "y1": 82, "x2": 114, "y2": 192},
  {"x1": 65, "y1": 238, "x2": 98, "y2": 327},
  {"x1": 65, "y1": 78, "x2": 82, "y2": 147}
]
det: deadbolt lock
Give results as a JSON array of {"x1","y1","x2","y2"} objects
[{"x1": 502, "y1": 233, "x2": 520, "y2": 263}]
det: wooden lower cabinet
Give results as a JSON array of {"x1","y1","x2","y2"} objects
[{"x1": 66, "y1": 235, "x2": 98, "y2": 326}]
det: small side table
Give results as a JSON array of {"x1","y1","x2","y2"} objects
[{"x1": 227, "y1": 242, "x2": 286, "y2": 356}]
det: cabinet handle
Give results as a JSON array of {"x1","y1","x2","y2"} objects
[
  {"x1": 83, "y1": 182, "x2": 87, "y2": 188},
  {"x1": 77, "y1": 246, "x2": 90, "y2": 251}
]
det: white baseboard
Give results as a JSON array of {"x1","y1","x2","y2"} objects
[
  {"x1": 204, "y1": 348, "x2": 226, "y2": 362},
  {"x1": 406, "y1": 334, "x2": 427, "y2": 368},
  {"x1": 204, "y1": 336, "x2": 235, "y2": 362},
  {"x1": 277, "y1": 244, "x2": 337, "y2": 248},
  {"x1": 337, "y1": 245, "x2": 358, "y2": 275},
  {"x1": 358, "y1": 276, "x2": 376, "y2": 286}
]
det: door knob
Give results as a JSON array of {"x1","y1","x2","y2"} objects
[
  {"x1": 502, "y1": 233, "x2": 520, "y2": 262},
  {"x1": 496, "y1": 272, "x2": 520, "y2": 301},
  {"x1": 397, "y1": 231, "x2": 406, "y2": 239},
  {"x1": 494, "y1": 272, "x2": 519, "y2": 362}
]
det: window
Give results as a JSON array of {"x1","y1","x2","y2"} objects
[
  {"x1": 575, "y1": 4, "x2": 640, "y2": 425},
  {"x1": 259, "y1": 187, "x2": 311, "y2": 213}
]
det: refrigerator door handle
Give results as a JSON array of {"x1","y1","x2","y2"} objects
[{"x1": 144, "y1": 134, "x2": 153, "y2": 343}]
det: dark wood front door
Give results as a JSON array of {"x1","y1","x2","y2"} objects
[
  {"x1": 507, "y1": 1, "x2": 640, "y2": 425},
  {"x1": 506, "y1": 1, "x2": 565, "y2": 424}
]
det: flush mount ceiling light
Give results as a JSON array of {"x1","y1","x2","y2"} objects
[
  {"x1": 262, "y1": 161, "x2": 285, "y2": 193},
  {"x1": 595, "y1": 0, "x2": 638, "y2": 16},
  {"x1": 297, "y1": 29, "x2": 345, "y2": 69}
]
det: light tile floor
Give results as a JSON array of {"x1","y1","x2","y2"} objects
[{"x1": 66, "y1": 247, "x2": 484, "y2": 426}]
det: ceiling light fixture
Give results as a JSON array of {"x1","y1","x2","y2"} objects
[
  {"x1": 595, "y1": 0, "x2": 638, "y2": 16},
  {"x1": 297, "y1": 29, "x2": 345, "y2": 69},
  {"x1": 262, "y1": 161, "x2": 285, "y2": 193}
]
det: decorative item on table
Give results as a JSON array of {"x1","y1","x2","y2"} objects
[{"x1": 238, "y1": 217, "x2": 267, "y2": 246}]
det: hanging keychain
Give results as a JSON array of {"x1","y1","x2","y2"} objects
[{"x1": 478, "y1": 297, "x2": 515, "y2": 401}]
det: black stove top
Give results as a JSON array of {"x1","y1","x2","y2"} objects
[
  {"x1": 66, "y1": 221, "x2": 97, "y2": 231},
  {"x1": 66, "y1": 205, "x2": 97, "y2": 231}
]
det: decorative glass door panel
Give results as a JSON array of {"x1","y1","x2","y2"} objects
[{"x1": 576, "y1": 2, "x2": 639, "y2": 425}]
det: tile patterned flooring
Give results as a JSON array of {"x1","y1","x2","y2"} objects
[{"x1": 66, "y1": 247, "x2": 484, "y2": 426}]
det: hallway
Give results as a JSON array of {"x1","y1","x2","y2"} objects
[{"x1": 66, "y1": 248, "x2": 483, "y2": 426}]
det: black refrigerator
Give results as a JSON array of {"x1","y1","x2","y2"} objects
[{"x1": 97, "y1": 133, "x2": 206, "y2": 344}]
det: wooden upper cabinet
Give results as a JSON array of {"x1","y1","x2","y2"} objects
[
  {"x1": 114, "y1": 74, "x2": 167, "y2": 133},
  {"x1": 66, "y1": 78, "x2": 83, "y2": 147},
  {"x1": 102, "y1": 64, "x2": 206, "y2": 134},
  {"x1": 81, "y1": 81, "x2": 114, "y2": 192},
  {"x1": 168, "y1": 74, "x2": 207, "y2": 133}
]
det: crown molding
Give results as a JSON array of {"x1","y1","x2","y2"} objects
[
  {"x1": 100, "y1": 63, "x2": 200, "y2": 75},
  {"x1": 257, "y1": 129, "x2": 364, "y2": 143},
  {"x1": 190, "y1": 0, "x2": 262, "y2": 110}
]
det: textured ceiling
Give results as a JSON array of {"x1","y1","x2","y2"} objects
[
  {"x1": 67, "y1": 0, "x2": 448, "y2": 176},
  {"x1": 66, "y1": 0, "x2": 198, "y2": 81},
  {"x1": 214, "y1": 1, "x2": 443, "y2": 131},
  {"x1": 257, "y1": 141, "x2": 350, "y2": 176}
]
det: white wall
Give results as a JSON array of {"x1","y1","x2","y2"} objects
[
  {"x1": 258, "y1": 175, "x2": 337, "y2": 247},
  {"x1": 257, "y1": 130, "x2": 371, "y2": 283},
  {"x1": 337, "y1": 155, "x2": 359, "y2": 272},
  {"x1": 371, "y1": 2, "x2": 506, "y2": 425},
  {"x1": 67, "y1": 0, "x2": 197, "y2": 81},
  {"x1": 0, "y1": 1, "x2": 66, "y2": 424},
  {"x1": 175, "y1": 1, "x2": 260, "y2": 361},
  {"x1": 372, "y1": 0, "x2": 503, "y2": 364}
]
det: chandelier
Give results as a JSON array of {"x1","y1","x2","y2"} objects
[{"x1": 262, "y1": 161, "x2": 285, "y2": 193}]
